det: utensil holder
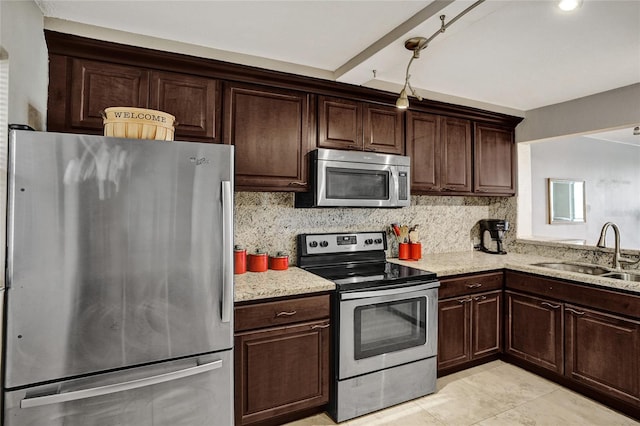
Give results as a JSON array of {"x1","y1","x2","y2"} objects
[
  {"x1": 410, "y1": 243, "x2": 422, "y2": 260},
  {"x1": 398, "y1": 243, "x2": 410, "y2": 260}
]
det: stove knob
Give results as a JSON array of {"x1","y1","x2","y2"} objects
[
  {"x1": 320, "y1": 241, "x2": 329, "y2": 248},
  {"x1": 309, "y1": 241, "x2": 318, "y2": 248},
  {"x1": 365, "y1": 239, "x2": 373, "y2": 245},
  {"x1": 374, "y1": 238, "x2": 383, "y2": 244}
]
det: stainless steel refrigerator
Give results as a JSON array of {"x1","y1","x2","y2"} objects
[{"x1": 3, "y1": 130, "x2": 234, "y2": 425}]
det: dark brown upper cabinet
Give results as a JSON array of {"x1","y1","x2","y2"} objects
[
  {"x1": 149, "y1": 71, "x2": 221, "y2": 142},
  {"x1": 317, "y1": 96, "x2": 404, "y2": 155},
  {"x1": 45, "y1": 30, "x2": 523, "y2": 195},
  {"x1": 441, "y1": 117, "x2": 473, "y2": 192},
  {"x1": 474, "y1": 123, "x2": 516, "y2": 195},
  {"x1": 406, "y1": 111, "x2": 471, "y2": 193},
  {"x1": 49, "y1": 57, "x2": 222, "y2": 143},
  {"x1": 224, "y1": 82, "x2": 314, "y2": 192},
  {"x1": 68, "y1": 58, "x2": 150, "y2": 132}
]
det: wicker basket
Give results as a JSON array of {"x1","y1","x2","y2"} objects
[{"x1": 102, "y1": 107, "x2": 175, "y2": 141}]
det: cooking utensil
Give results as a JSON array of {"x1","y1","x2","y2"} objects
[
  {"x1": 408, "y1": 225, "x2": 420, "y2": 243},
  {"x1": 391, "y1": 223, "x2": 401, "y2": 243},
  {"x1": 399, "y1": 225, "x2": 409, "y2": 243}
]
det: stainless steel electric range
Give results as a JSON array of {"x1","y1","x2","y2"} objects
[{"x1": 297, "y1": 231, "x2": 439, "y2": 423}]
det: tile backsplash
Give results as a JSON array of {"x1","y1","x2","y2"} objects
[{"x1": 235, "y1": 192, "x2": 518, "y2": 264}]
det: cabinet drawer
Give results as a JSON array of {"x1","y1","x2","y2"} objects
[
  {"x1": 439, "y1": 271, "x2": 503, "y2": 299},
  {"x1": 235, "y1": 294, "x2": 330, "y2": 332}
]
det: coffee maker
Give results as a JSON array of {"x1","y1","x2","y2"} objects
[{"x1": 479, "y1": 219, "x2": 509, "y2": 255}]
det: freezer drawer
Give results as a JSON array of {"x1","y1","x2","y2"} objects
[{"x1": 3, "y1": 351, "x2": 233, "y2": 426}]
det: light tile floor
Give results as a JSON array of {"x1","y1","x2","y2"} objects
[{"x1": 285, "y1": 360, "x2": 639, "y2": 426}]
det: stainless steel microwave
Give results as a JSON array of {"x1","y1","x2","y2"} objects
[{"x1": 294, "y1": 148, "x2": 410, "y2": 208}]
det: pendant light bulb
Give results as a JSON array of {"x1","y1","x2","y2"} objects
[{"x1": 396, "y1": 89, "x2": 409, "y2": 109}]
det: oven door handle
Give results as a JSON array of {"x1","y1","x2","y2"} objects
[{"x1": 340, "y1": 282, "x2": 438, "y2": 300}]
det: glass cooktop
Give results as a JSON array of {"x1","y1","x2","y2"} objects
[{"x1": 304, "y1": 261, "x2": 437, "y2": 291}]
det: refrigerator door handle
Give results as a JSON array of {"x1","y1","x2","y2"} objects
[
  {"x1": 20, "y1": 360, "x2": 223, "y2": 409},
  {"x1": 221, "y1": 180, "x2": 233, "y2": 323}
]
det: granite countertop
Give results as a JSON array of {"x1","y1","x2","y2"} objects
[
  {"x1": 234, "y1": 267, "x2": 335, "y2": 303},
  {"x1": 388, "y1": 251, "x2": 640, "y2": 294},
  {"x1": 235, "y1": 251, "x2": 640, "y2": 303}
]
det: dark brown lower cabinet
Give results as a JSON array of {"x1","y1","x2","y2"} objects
[
  {"x1": 234, "y1": 295, "x2": 330, "y2": 426},
  {"x1": 438, "y1": 290, "x2": 502, "y2": 373},
  {"x1": 505, "y1": 291, "x2": 564, "y2": 375},
  {"x1": 505, "y1": 271, "x2": 640, "y2": 419},
  {"x1": 565, "y1": 304, "x2": 640, "y2": 406}
]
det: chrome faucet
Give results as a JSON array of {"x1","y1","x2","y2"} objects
[{"x1": 596, "y1": 222, "x2": 640, "y2": 270}]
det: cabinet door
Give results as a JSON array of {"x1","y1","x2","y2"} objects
[
  {"x1": 474, "y1": 124, "x2": 515, "y2": 194},
  {"x1": 505, "y1": 291, "x2": 563, "y2": 374},
  {"x1": 406, "y1": 111, "x2": 440, "y2": 192},
  {"x1": 317, "y1": 96, "x2": 362, "y2": 150},
  {"x1": 565, "y1": 305, "x2": 640, "y2": 405},
  {"x1": 150, "y1": 71, "x2": 221, "y2": 142},
  {"x1": 438, "y1": 297, "x2": 471, "y2": 371},
  {"x1": 471, "y1": 291, "x2": 502, "y2": 359},
  {"x1": 235, "y1": 319, "x2": 330, "y2": 425},
  {"x1": 363, "y1": 104, "x2": 404, "y2": 154},
  {"x1": 440, "y1": 117, "x2": 472, "y2": 192},
  {"x1": 70, "y1": 58, "x2": 149, "y2": 132},
  {"x1": 225, "y1": 83, "x2": 313, "y2": 191}
]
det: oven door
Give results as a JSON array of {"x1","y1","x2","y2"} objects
[{"x1": 338, "y1": 281, "x2": 438, "y2": 380}]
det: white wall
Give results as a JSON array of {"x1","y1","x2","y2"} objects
[
  {"x1": 0, "y1": 0, "x2": 47, "y2": 290},
  {"x1": 1, "y1": 0, "x2": 47, "y2": 129},
  {"x1": 529, "y1": 137, "x2": 640, "y2": 249}
]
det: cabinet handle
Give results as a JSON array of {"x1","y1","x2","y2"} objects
[
  {"x1": 311, "y1": 323, "x2": 330, "y2": 330},
  {"x1": 466, "y1": 283, "x2": 482, "y2": 289},
  {"x1": 458, "y1": 298, "x2": 473, "y2": 303},
  {"x1": 441, "y1": 187, "x2": 453, "y2": 192},
  {"x1": 565, "y1": 308, "x2": 585, "y2": 316},
  {"x1": 476, "y1": 189, "x2": 488, "y2": 193},
  {"x1": 288, "y1": 181, "x2": 306, "y2": 187},
  {"x1": 540, "y1": 302, "x2": 561, "y2": 309},
  {"x1": 276, "y1": 310, "x2": 297, "y2": 317},
  {"x1": 473, "y1": 296, "x2": 487, "y2": 301}
]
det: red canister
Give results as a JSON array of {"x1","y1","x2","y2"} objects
[
  {"x1": 269, "y1": 252, "x2": 289, "y2": 270},
  {"x1": 234, "y1": 245, "x2": 247, "y2": 274},
  {"x1": 248, "y1": 249, "x2": 268, "y2": 272}
]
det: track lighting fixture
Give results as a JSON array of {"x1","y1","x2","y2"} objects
[{"x1": 396, "y1": 0, "x2": 486, "y2": 109}]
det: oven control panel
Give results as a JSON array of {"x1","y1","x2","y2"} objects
[{"x1": 300, "y1": 232, "x2": 386, "y2": 255}]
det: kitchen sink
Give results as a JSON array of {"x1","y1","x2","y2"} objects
[
  {"x1": 532, "y1": 262, "x2": 611, "y2": 276},
  {"x1": 600, "y1": 272, "x2": 640, "y2": 282}
]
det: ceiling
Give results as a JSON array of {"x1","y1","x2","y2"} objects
[{"x1": 35, "y1": 0, "x2": 639, "y2": 113}]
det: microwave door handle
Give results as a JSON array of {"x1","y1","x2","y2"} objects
[{"x1": 391, "y1": 169, "x2": 399, "y2": 204}]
